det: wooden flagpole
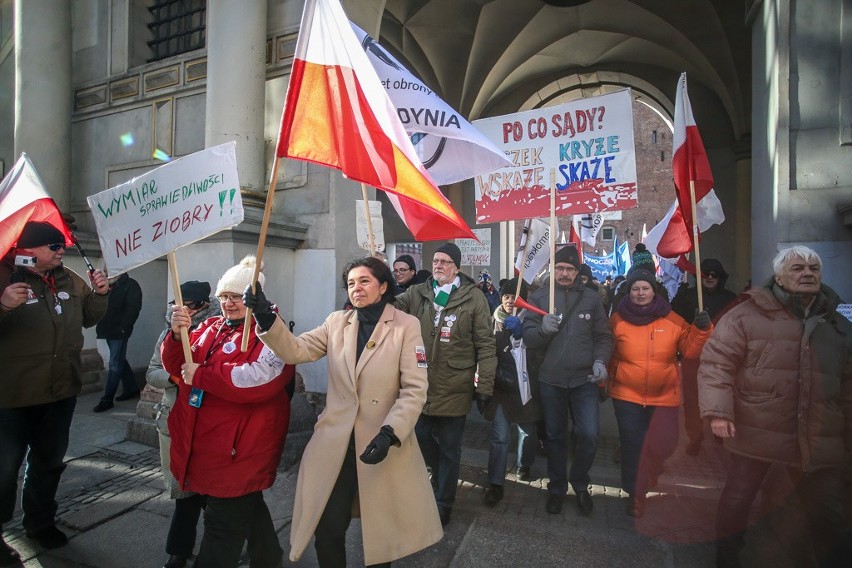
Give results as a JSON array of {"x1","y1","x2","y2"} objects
[
  {"x1": 513, "y1": 219, "x2": 533, "y2": 316},
  {"x1": 689, "y1": 179, "x2": 704, "y2": 312},
  {"x1": 549, "y1": 168, "x2": 556, "y2": 314},
  {"x1": 241, "y1": 157, "x2": 283, "y2": 351},
  {"x1": 360, "y1": 183, "x2": 377, "y2": 256},
  {"x1": 167, "y1": 251, "x2": 193, "y2": 364}
]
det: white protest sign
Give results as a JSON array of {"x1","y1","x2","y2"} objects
[
  {"x1": 473, "y1": 90, "x2": 638, "y2": 223},
  {"x1": 457, "y1": 228, "x2": 491, "y2": 266},
  {"x1": 356, "y1": 199, "x2": 385, "y2": 252},
  {"x1": 838, "y1": 304, "x2": 852, "y2": 323},
  {"x1": 87, "y1": 142, "x2": 243, "y2": 275}
]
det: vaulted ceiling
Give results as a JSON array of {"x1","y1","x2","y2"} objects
[{"x1": 344, "y1": 0, "x2": 751, "y2": 148}]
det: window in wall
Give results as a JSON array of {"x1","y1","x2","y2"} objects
[
  {"x1": 601, "y1": 227, "x2": 615, "y2": 241},
  {"x1": 652, "y1": 130, "x2": 658, "y2": 144},
  {"x1": 660, "y1": 150, "x2": 665, "y2": 162},
  {"x1": 147, "y1": 0, "x2": 206, "y2": 63}
]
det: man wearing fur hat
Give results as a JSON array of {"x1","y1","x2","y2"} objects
[
  {"x1": 0, "y1": 221, "x2": 109, "y2": 560},
  {"x1": 394, "y1": 242, "x2": 496, "y2": 527},
  {"x1": 522, "y1": 244, "x2": 613, "y2": 517},
  {"x1": 671, "y1": 258, "x2": 738, "y2": 455}
]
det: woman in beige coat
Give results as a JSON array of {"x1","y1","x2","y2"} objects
[{"x1": 245, "y1": 257, "x2": 443, "y2": 567}]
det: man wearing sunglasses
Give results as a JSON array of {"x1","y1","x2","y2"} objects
[
  {"x1": 671, "y1": 258, "x2": 738, "y2": 456},
  {"x1": 0, "y1": 221, "x2": 109, "y2": 560}
]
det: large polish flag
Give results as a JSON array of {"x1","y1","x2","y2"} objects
[
  {"x1": 0, "y1": 154, "x2": 73, "y2": 259},
  {"x1": 645, "y1": 73, "x2": 724, "y2": 261},
  {"x1": 276, "y1": 0, "x2": 475, "y2": 241}
]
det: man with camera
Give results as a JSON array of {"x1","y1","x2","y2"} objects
[{"x1": 0, "y1": 221, "x2": 109, "y2": 563}]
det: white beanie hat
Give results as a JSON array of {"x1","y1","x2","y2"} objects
[{"x1": 215, "y1": 255, "x2": 265, "y2": 297}]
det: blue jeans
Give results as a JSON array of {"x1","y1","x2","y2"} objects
[
  {"x1": 101, "y1": 338, "x2": 137, "y2": 402},
  {"x1": 0, "y1": 397, "x2": 77, "y2": 531},
  {"x1": 415, "y1": 414, "x2": 466, "y2": 512},
  {"x1": 539, "y1": 381, "x2": 600, "y2": 495},
  {"x1": 716, "y1": 454, "x2": 852, "y2": 568},
  {"x1": 611, "y1": 399, "x2": 679, "y2": 496},
  {"x1": 488, "y1": 404, "x2": 537, "y2": 486}
]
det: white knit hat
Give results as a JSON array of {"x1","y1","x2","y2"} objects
[{"x1": 215, "y1": 255, "x2": 265, "y2": 296}]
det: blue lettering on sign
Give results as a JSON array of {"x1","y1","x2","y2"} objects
[{"x1": 555, "y1": 155, "x2": 616, "y2": 190}]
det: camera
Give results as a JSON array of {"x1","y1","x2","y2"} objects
[{"x1": 14, "y1": 255, "x2": 37, "y2": 267}]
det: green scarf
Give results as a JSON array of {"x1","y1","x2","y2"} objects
[{"x1": 432, "y1": 277, "x2": 460, "y2": 309}]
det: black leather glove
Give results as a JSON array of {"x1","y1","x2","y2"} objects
[
  {"x1": 243, "y1": 282, "x2": 277, "y2": 331},
  {"x1": 475, "y1": 392, "x2": 492, "y2": 415},
  {"x1": 360, "y1": 425, "x2": 398, "y2": 464},
  {"x1": 693, "y1": 309, "x2": 712, "y2": 331}
]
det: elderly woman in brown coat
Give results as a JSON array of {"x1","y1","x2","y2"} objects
[{"x1": 244, "y1": 257, "x2": 442, "y2": 567}]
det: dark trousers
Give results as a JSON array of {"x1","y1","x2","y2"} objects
[
  {"x1": 166, "y1": 493, "x2": 206, "y2": 557},
  {"x1": 193, "y1": 491, "x2": 282, "y2": 568},
  {"x1": 680, "y1": 359, "x2": 703, "y2": 444},
  {"x1": 414, "y1": 414, "x2": 466, "y2": 512},
  {"x1": 314, "y1": 437, "x2": 389, "y2": 568},
  {"x1": 101, "y1": 337, "x2": 137, "y2": 401},
  {"x1": 539, "y1": 381, "x2": 599, "y2": 495},
  {"x1": 716, "y1": 454, "x2": 852, "y2": 568},
  {"x1": 0, "y1": 397, "x2": 76, "y2": 532},
  {"x1": 611, "y1": 399, "x2": 679, "y2": 496}
]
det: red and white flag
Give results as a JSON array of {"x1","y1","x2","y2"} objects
[
  {"x1": 569, "y1": 217, "x2": 584, "y2": 264},
  {"x1": 0, "y1": 154, "x2": 72, "y2": 259},
  {"x1": 645, "y1": 73, "x2": 724, "y2": 261},
  {"x1": 276, "y1": 0, "x2": 474, "y2": 241}
]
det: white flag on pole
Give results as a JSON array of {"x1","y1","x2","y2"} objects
[
  {"x1": 580, "y1": 212, "x2": 603, "y2": 246},
  {"x1": 514, "y1": 218, "x2": 551, "y2": 284}
]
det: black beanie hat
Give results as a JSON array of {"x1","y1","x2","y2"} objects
[
  {"x1": 554, "y1": 244, "x2": 580, "y2": 267},
  {"x1": 180, "y1": 280, "x2": 211, "y2": 303},
  {"x1": 393, "y1": 254, "x2": 416, "y2": 271},
  {"x1": 631, "y1": 243, "x2": 655, "y2": 273},
  {"x1": 499, "y1": 277, "x2": 528, "y2": 301},
  {"x1": 580, "y1": 263, "x2": 594, "y2": 280},
  {"x1": 16, "y1": 221, "x2": 65, "y2": 249},
  {"x1": 435, "y1": 242, "x2": 462, "y2": 268},
  {"x1": 625, "y1": 269, "x2": 658, "y2": 293}
]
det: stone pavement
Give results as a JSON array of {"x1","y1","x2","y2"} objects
[{"x1": 4, "y1": 390, "x2": 828, "y2": 567}]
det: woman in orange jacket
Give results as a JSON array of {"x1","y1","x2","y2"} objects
[{"x1": 607, "y1": 269, "x2": 712, "y2": 517}]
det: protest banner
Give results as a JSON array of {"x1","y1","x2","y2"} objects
[
  {"x1": 87, "y1": 142, "x2": 243, "y2": 276},
  {"x1": 473, "y1": 90, "x2": 638, "y2": 224},
  {"x1": 356, "y1": 199, "x2": 386, "y2": 252},
  {"x1": 584, "y1": 251, "x2": 616, "y2": 281},
  {"x1": 514, "y1": 218, "x2": 551, "y2": 284},
  {"x1": 457, "y1": 228, "x2": 491, "y2": 266}
]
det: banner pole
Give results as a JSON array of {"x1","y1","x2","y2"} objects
[
  {"x1": 241, "y1": 156, "x2": 283, "y2": 351},
  {"x1": 549, "y1": 169, "x2": 556, "y2": 314},
  {"x1": 513, "y1": 219, "x2": 533, "y2": 316},
  {"x1": 360, "y1": 183, "x2": 376, "y2": 256},
  {"x1": 167, "y1": 251, "x2": 193, "y2": 364},
  {"x1": 689, "y1": 179, "x2": 704, "y2": 312}
]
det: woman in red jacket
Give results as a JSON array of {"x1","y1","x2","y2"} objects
[
  {"x1": 161, "y1": 256, "x2": 294, "y2": 567},
  {"x1": 607, "y1": 269, "x2": 712, "y2": 517}
]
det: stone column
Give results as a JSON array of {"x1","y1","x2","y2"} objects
[
  {"x1": 204, "y1": 0, "x2": 266, "y2": 193},
  {"x1": 14, "y1": 0, "x2": 71, "y2": 209},
  {"x1": 732, "y1": 137, "x2": 752, "y2": 290}
]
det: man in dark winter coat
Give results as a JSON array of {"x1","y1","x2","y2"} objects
[
  {"x1": 394, "y1": 242, "x2": 496, "y2": 527},
  {"x1": 699, "y1": 246, "x2": 852, "y2": 567},
  {"x1": 392, "y1": 254, "x2": 430, "y2": 291},
  {"x1": 671, "y1": 258, "x2": 738, "y2": 455},
  {"x1": 93, "y1": 272, "x2": 143, "y2": 412},
  {"x1": 0, "y1": 221, "x2": 109, "y2": 561},
  {"x1": 522, "y1": 245, "x2": 613, "y2": 517}
]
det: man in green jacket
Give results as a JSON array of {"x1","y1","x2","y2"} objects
[
  {"x1": 0, "y1": 221, "x2": 109, "y2": 563},
  {"x1": 394, "y1": 242, "x2": 496, "y2": 527},
  {"x1": 699, "y1": 245, "x2": 852, "y2": 568}
]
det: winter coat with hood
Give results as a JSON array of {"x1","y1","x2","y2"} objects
[
  {"x1": 671, "y1": 258, "x2": 738, "y2": 324},
  {"x1": 698, "y1": 279, "x2": 852, "y2": 471},
  {"x1": 394, "y1": 272, "x2": 496, "y2": 416},
  {"x1": 161, "y1": 315, "x2": 294, "y2": 498},
  {"x1": 0, "y1": 260, "x2": 108, "y2": 408},
  {"x1": 95, "y1": 272, "x2": 142, "y2": 340},
  {"x1": 257, "y1": 304, "x2": 443, "y2": 565}
]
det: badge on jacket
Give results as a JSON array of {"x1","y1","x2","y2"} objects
[
  {"x1": 415, "y1": 346, "x2": 428, "y2": 368},
  {"x1": 440, "y1": 327, "x2": 452, "y2": 342}
]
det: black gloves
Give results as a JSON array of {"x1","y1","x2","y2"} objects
[
  {"x1": 475, "y1": 392, "x2": 492, "y2": 415},
  {"x1": 693, "y1": 310, "x2": 712, "y2": 331},
  {"x1": 243, "y1": 282, "x2": 277, "y2": 332},
  {"x1": 360, "y1": 425, "x2": 398, "y2": 464},
  {"x1": 504, "y1": 315, "x2": 523, "y2": 339}
]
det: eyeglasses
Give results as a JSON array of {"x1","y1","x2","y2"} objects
[
  {"x1": 217, "y1": 294, "x2": 244, "y2": 304},
  {"x1": 432, "y1": 259, "x2": 454, "y2": 267},
  {"x1": 47, "y1": 244, "x2": 66, "y2": 251},
  {"x1": 703, "y1": 272, "x2": 719, "y2": 279},
  {"x1": 392, "y1": 268, "x2": 411, "y2": 274},
  {"x1": 554, "y1": 265, "x2": 578, "y2": 273}
]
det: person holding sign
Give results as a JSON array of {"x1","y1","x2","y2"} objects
[
  {"x1": 0, "y1": 221, "x2": 109, "y2": 559},
  {"x1": 244, "y1": 256, "x2": 442, "y2": 567},
  {"x1": 161, "y1": 256, "x2": 293, "y2": 568}
]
